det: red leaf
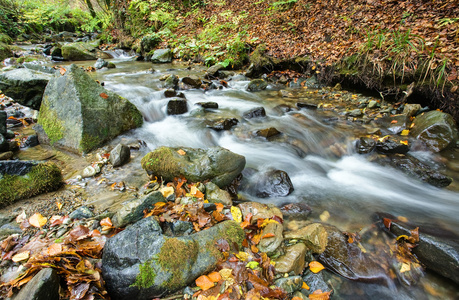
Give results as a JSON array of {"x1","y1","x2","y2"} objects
[{"x1": 100, "y1": 92, "x2": 109, "y2": 99}]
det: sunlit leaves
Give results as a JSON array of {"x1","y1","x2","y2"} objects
[
  {"x1": 309, "y1": 261, "x2": 325, "y2": 273},
  {"x1": 28, "y1": 213, "x2": 47, "y2": 228}
]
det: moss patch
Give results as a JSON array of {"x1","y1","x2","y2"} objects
[
  {"x1": 132, "y1": 258, "x2": 158, "y2": 289},
  {"x1": 38, "y1": 100, "x2": 65, "y2": 145},
  {"x1": 0, "y1": 162, "x2": 63, "y2": 207},
  {"x1": 140, "y1": 147, "x2": 182, "y2": 179}
]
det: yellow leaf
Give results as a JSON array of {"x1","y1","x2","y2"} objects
[
  {"x1": 400, "y1": 129, "x2": 410, "y2": 136},
  {"x1": 259, "y1": 219, "x2": 279, "y2": 228},
  {"x1": 309, "y1": 261, "x2": 325, "y2": 273},
  {"x1": 235, "y1": 251, "x2": 249, "y2": 261},
  {"x1": 400, "y1": 263, "x2": 411, "y2": 273},
  {"x1": 56, "y1": 202, "x2": 63, "y2": 210},
  {"x1": 396, "y1": 234, "x2": 410, "y2": 241},
  {"x1": 177, "y1": 149, "x2": 186, "y2": 155},
  {"x1": 231, "y1": 206, "x2": 242, "y2": 223},
  {"x1": 29, "y1": 213, "x2": 47, "y2": 228},
  {"x1": 400, "y1": 140, "x2": 408, "y2": 145},
  {"x1": 219, "y1": 268, "x2": 233, "y2": 281},
  {"x1": 302, "y1": 281, "x2": 310, "y2": 290},
  {"x1": 397, "y1": 216, "x2": 409, "y2": 222},
  {"x1": 160, "y1": 186, "x2": 175, "y2": 198},
  {"x1": 12, "y1": 251, "x2": 30, "y2": 262},
  {"x1": 154, "y1": 202, "x2": 166, "y2": 208}
]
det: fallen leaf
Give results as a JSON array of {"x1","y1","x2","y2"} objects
[
  {"x1": 59, "y1": 67, "x2": 66, "y2": 75},
  {"x1": 56, "y1": 202, "x2": 63, "y2": 210},
  {"x1": 29, "y1": 213, "x2": 47, "y2": 228},
  {"x1": 195, "y1": 275, "x2": 214, "y2": 291},
  {"x1": 16, "y1": 211, "x2": 27, "y2": 223},
  {"x1": 100, "y1": 92, "x2": 109, "y2": 99},
  {"x1": 207, "y1": 271, "x2": 222, "y2": 283},
  {"x1": 100, "y1": 217, "x2": 113, "y2": 227},
  {"x1": 12, "y1": 251, "x2": 30, "y2": 262},
  {"x1": 215, "y1": 203, "x2": 224, "y2": 212},
  {"x1": 309, "y1": 261, "x2": 325, "y2": 273},
  {"x1": 302, "y1": 281, "x2": 310, "y2": 290},
  {"x1": 261, "y1": 233, "x2": 276, "y2": 239},
  {"x1": 400, "y1": 140, "x2": 409, "y2": 145},
  {"x1": 231, "y1": 206, "x2": 242, "y2": 223},
  {"x1": 45, "y1": 243, "x2": 63, "y2": 256},
  {"x1": 177, "y1": 149, "x2": 186, "y2": 155},
  {"x1": 400, "y1": 129, "x2": 410, "y2": 136},
  {"x1": 309, "y1": 289, "x2": 331, "y2": 300},
  {"x1": 400, "y1": 263, "x2": 411, "y2": 273}
]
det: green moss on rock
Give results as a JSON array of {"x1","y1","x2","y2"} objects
[
  {"x1": 132, "y1": 259, "x2": 157, "y2": 289},
  {"x1": 140, "y1": 147, "x2": 182, "y2": 178},
  {"x1": 38, "y1": 100, "x2": 64, "y2": 145}
]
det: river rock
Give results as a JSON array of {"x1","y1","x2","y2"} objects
[
  {"x1": 36, "y1": 64, "x2": 143, "y2": 154},
  {"x1": 69, "y1": 206, "x2": 94, "y2": 220},
  {"x1": 61, "y1": 41, "x2": 110, "y2": 60},
  {"x1": 348, "y1": 109, "x2": 362, "y2": 117},
  {"x1": 375, "y1": 137, "x2": 410, "y2": 154},
  {"x1": 0, "y1": 111, "x2": 6, "y2": 136},
  {"x1": 243, "y1": 106, "x2": 266, "y2": 119},
  {"x1": 182, "y1": 76, "x2": 202, "y2": 88},
  {"x1": 94, "y1": 58, "x2": 108, "y2": 69},
  {"x1": 301, "y1": 269, "x2": 333, "y2": 296},
  {"x1": 403, "y1": 104, "x2": 422, "y2": 117},
  {"x1": 164, "y1": 89, "x2": 176, "y2": 98},
  {"x1": 296, "y1": 102, "x2": 318, "y2": 110},
  {"x1": 0, "y1": 161, "x2": 62, "y2": 208},
  {"x1": 273, "y1": 243, "x2": 307, "y2": 275},
  {"x1": 112, "y1": 191, "x2": 165, "y2": 228},
  {"x1": 196, "y1": 102, "x2": 218, "y2": 109},
  {"x1": 23, "y1": 63, "x2": 57, "y2": 74},
  {"x1": 140, "y1": 34, "x2": 161, "y2": 53},
  {"x1": 376, "y1": 213, "x2": 459, "y2": 285},
  {"x1": 206, "y1": 63, "x2": 224, "y2": 78},
  {"x1": 279, "y1": 202, "x2": 312, "y2": 221},
  {"x1": 110, "y1": 143, "x2": 131, "y2": 167},
  {"x1": 22, "y1": 134, "x2": 39, "y2": 148},
  {"x1": 141, "y1": 146, "x2": 245, "y2": 188},
  {"x1": 410, "y1": 110, "x2": 459, "y2": 152},
  {"x1": 166, "y1": 98, "x2": 188, "y2": 115},
  {"x1": 317, "y1": 225, "x2": 389, "y2": 282},
  {"x1": 151, "y1": 49, "x2": 173, "y2": 63},
  {"x1": 255, "y1": 127, "x2": 281, "y2": 139},
  {"x1": 257, "y1": 220, "x2": 283, "y2": 254},
  {"x1": 248, "y1": 169, "x2": 294, "y2": 198},
  {"x1": 274, "y1": 276, "x2": 303, "y2": 293},
  {"x1": 0, "y1": 42, "x2": 12, "y2": 61},
  {"x1": 205, "y1": 182, "x2": 232, "y2": 206},
  {"x1": 206, "y1": 118, "x2": 238, "y2": 131},
  {"x1": 377, "y1": 115, "x2": 408, "y2": 134},
  {"x1": 164, "y1": 74, "x2": 179, "y2": 89},
  {"x1": 284, "y1": 223, "x2": 328, "y2": 254},
  {"x1": 81, "y1": 165, "x2": 100, "y2": 178},
  {"x1": 356, "y1": 137, "x2": 376, "y2": 154},
  {"x1": 13, "y1": 268, "x2": 59, "y2": 300},
  {"x1": 102, "y1": 218, "x2": 244, "y2": 300},
  {"x1": 0, "y1": 68, "x2": 53, "y2": 110},
  {"x1": 247, "y1": 79, "x2": 268, "y2": 92},
  {"x1": 238, "y1": 202, "x2": 283, "y2": 224}
]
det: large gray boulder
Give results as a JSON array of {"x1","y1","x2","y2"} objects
[
  {"x1": 36, "y1": 64, "x2": 143, "y2": 154},
  {"x1": 410, "y1": 110, "x2": 459, "y2": 152},
  {"x1": 141, "y1": 146, "x2": 245, "y2": 188},
  {"x1": 151, "y1": 49, "x2": 173, "y2": 63},
  {"x1": 13, "y1": 268, "x2": 59, "y2": 300},
  {"x1": 61, "y1": 41, "x2": 111, "y2": 61},
  {"x1": 102, "y1": 217, "x2": 244, "y2": 300},
  {"x1": 0, "y1": 68, "x2": 53, "y2": 110}
]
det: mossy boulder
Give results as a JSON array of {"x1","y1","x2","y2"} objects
[
  {"x1": 0, "y1": 161, "x2": 62, "y2": 207},
  {"x1": 0, "y1": 42, "x2": 13, "y2": 61},
  {"x1": 410, "y1": 110, "x2": 459, "y2": 152},
  {"x1": 0, "y1": 68, "x2": 53, "y2": 110},
  {"x1": 151, "y1": 49, "x2": 173, "y2": 63},
  {"x1": 102, "y1": 217, "x2": 244, "y2": 300},
  {"x1": 141, "y1": 146, "x2": 246, "y2": 188},
  {"x1": 61, "y1": 41, "x2": 111, "y2": 61},
  {"x1": 37, "y1": 64, "x2": 143, "y2": 154}
]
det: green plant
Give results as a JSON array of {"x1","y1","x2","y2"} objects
[{"x1": 268, "y1": 0, "x2": 297, "y2": 11}]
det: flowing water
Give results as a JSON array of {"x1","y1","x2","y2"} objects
[{"x1": 48, "y1": 54, "x2": 459, "y2": 299}]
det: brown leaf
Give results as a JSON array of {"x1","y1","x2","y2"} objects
[
  {"x1": 309, "y1": 289, "x2": 331, "y2": 300},
  {"x1": 215, "y1": 238, "x2": 230, "y2": 252},
  {"x1": 99, "y1": 92, "x2": 109, "y2": 99}
]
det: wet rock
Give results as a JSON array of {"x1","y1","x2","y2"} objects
[
  {"x1": 166, "y1": 98, "x2": 188, "y2": 115},
  {"x1": 206, "y1": 63, "x2": 224, "y2": 79},
  {"x1": 61, "y1": 41, "x2": 110, "y2": 61},
  {"x1": 410, "y1": 110, "x2": 459, "y2": 152},
  {"x1": 81, "y1": 165, "x2": 100, "y2": 178},
  {"x1": 0, "y1": 68, "x2": 52, "y2": 110},
  {"x1": 280, "y1": 202, "x2": 312, "y2": 220},
  {"x1": 110, "y1": 143, "x2": 131, "y2": 167},
  {"x1": 296, "y1": 102, "x2": 318, "y2": 110},
  {"x1": 247, "y1": 79, "x2": 268, "y2": 92},
  {"x1": 206, "y1": 118, "x2": 238, "y2": 131},
  {"x1": 248, "y1": 169, "x2": 294, "y2": 198},
  {"x1": 274, "y1": 276, "x2": 303, "y2": 293},
  {"x1": 0, "y1": 221, "x2": 22, "y2": 240},
  {"x1": 348, "y1": 109, "x2": 363, "y2": 117},
  {"x1": 258, "y1": 220, "x2": 283, "y2": 254},
  {"x1": 0, "y1": 111, "x2": 6, "y2": 135},
  {"x1": 164, "y1": 89, "x2": 177, "y2": 98},
  {"x1": 284, "y1": 223, "x2": 328, "y2": 254},
  {"x1": 151, "y1": 49, "x2": 173, "y2": 63},
  {"x1": 164, "y1": 74, "x2": 179, "y2": 89},
  {"x1": 69, "y1": 206, "x2": 94, "y2": 220},
  {"x1": 255, "y1": 127, "x2": 281, "y2": 139},
  {"x1": 376, "y1": 137, "x2": 410, "y2": 154},
  {"x1": 403, "y1": 104, "x2": 422, "y2": 117},
  {"x1": 8, "y1": 140, "x2": 19, "y2": 152},
  {"x1": 23, "y1": 63, "x2": 56, "y2": 74},
  {"x1": 317, "y1": 225, "x2": 389, "y2": 283},
  {"x1": 13, "y1": 268, "x2": 59, "y2": 300},
  {"x1": 205, "y1": 182, "x2": 232, "y2": 206},
  {"x1": 36, "y1": 64, "x2": 143, "y2": 154},
  {"x1": 356, "y1": 137, "x2": 376, "y2": 154},
  {"x1": 367, "y1": 100, "x2": 379, "y2": 109},
  {"x1": 243, "y1": 106, "x2": 266, "y2": 119},
  {"x1": 94, "y1": 58, "x2": 108, "y2": 69},
  {"x1": 140, "y1": 35, "x2": 161, "y2": 54},
  {"x1": 0, "y1": 161, "x2": 62, "y2": 207},
  {"x1": 196, "y1": 102, "x2": 218, "y2": 109},
  {"x1": 0, "y1": 151, "x2": 13, "y2": 160},
  {"x1": 182, "y1": 76, "x2": 202, "y2": 88},
  {"x1": 102, "y1": 218, "x2": 244, "y2": 300},
  {"x1": 112, "y1": 191, "x2": 165, "y2": 228},
  {"x1": 141, "y1": 146, "x2": 245, "y2": 188},
  {"x1": 273, "y1": 243, "x2": 307, "y2": 275},
  {"x1": 238, "y1": 202, "x2": 283, "y2": 224},
  {"x1": 0, "y1": 134, "x2": 7, "y2": 152},
  {"x1": 0, "y1": 42, "x2": 12, "y2": 61},
  {"x1": 375, "y1": 114, "x2": 408, "y2": 134},
  {"x1": 22, "y1": 134, "x2": 39, "y2": 148},
  {"x1": 301, "y1": 269, "x2": 333, "y2": 296}
]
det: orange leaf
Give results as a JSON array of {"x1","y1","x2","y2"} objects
[
  {"x1": 154, "y1": 202, "x2": 167, "y2": 208},
  {"x1": 251, "y1": 244, "x2": 259, "y2": 254},
  {"x1": 59, "y1": 67, "x2": 66, "y2": 75},
  {"x1": 309, "y1": 261, "x2": 325, "y2": 273},
  {"x1": 383, "y1": 218, "x2": 392, "y2": 229},
  {"x1": 45, "y1": 243, "x2": 63, "y2": 256},
  {"x1": 302, "y1": 281, "x2": 310, "y2": 290},
  {"x1": 100, "y1": 92, "x2": 109, "y2": 99},
  {"x1": 215, "y1": 203, "x2": 224, "y2": 212},
  {"x1": 100, "y1": 217, "x2": 113, "y2": 227},
  {"x1": 195, "y1": 275, "x2": 214, "y2": 291},
  {"x1": 309, "y1": 289, "x2": 331, "y2": 300},
  {"x1": 292, "y1": 297, "x2": 303, "y2": 300},
  {"x1": 391, "y1": 120, "x2": 398, "y2": 124},
  {"x1": 261, "y1": 233, "x2": 276, "y2": 239},
  {"x1": 240, "y1": 221, "x2": 250, "y2": 229},
  {"x1": 177, "y1": 149, "x2": 186, "y2": 155},
  {"x1": 29, "y1": 213, "x2": 47, "y2": 228},
  {"x1": 207, "y1": 271, "x2": 222, "y2": 283}
]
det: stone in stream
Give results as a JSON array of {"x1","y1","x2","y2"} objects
[
  {"x1": 69, "y1": 205, "x2": 94, "y2": 220},
  {"x1": 141, "y1": 146, "x2": 245, "y2": 188},
  {"x1": 206, "y1": 118, "x2": 238, "y2": 131},
  {"x1": 94, "y1": 58, "x2": 109, "y2": 69},
  {"x1": 0, "y1": 111, "x2": 6, "y2": 136},
  {"x1": 151, "y1": 49, "x2": 173, "y2": 63},
  {"x1": 110, "y1": 143, "x2": 131, "y2": 167},
  {"x1": 247, "y1": 79, "x2": 268, "y2": 92},
  {"x1": 164, "y1": 74, "x2": 179, "y2": 89},
  {"x1": 163, "y1": 89, "x2": 177, "y2": 98},
  {"x1": 0, "y1": 151, "x2": 13, "y2": 160},
  {"x1": 273, "y1": 243, "x2": 307, "y2": 275},
  {"x1": 102, "y1": 217, "x2": 244, "y2": 300},
  {"x1": 12, "y1": 268, "x2": 59, "y2": 300},
  {"x1": 296, "y1": 102, "x2": 318, "y2": 110},
  {"x1": 205, "y1": 63, "x2": 224, "y2": 79},
  {"x1": 243, "y1": 106, "x2": 266, "y2": 119},
  {"x1": 22, "y1": 134, "x2": 39, "y2": 148},
  {"x1": 375, "y1": 213, "x2": 459, "y2": 285},
  {"x1": 301, "y1": 269, "x2": 333, "y2": 296},
  {"x1": 238, "y1": 202, "x2": 283, "y2": 224},
  {"x1": 245, "y1": 169, "x2": 294, "y2": 198},
  {"x1": 0, "y1": 68, "x2": 53, "y2": 110},
  {"x1": 61, "y1": 41, "x2": 111, "y2": 61},
  {"x1": 375, "y1": 137, "x2": 410, "y2": 154},
  {"x1": 36, "y1": 64, "x2": 143, "y2": 154},
  {"x1": 284, "y1": 223, "x2": 328, "y2": 254},
  {"x1": 410, "y1": 110, "x2": 459, "y2": 152},
  {"x1": 257, "y1": 220, "x2": 283, "y2": 254},
  {"x1": 182, "y1": 75, "x2": 202, "y2": 88},
  {"x1": 166, "y1": 98, "x2": 188, "y2": 115},
  {"x1": 347, "y1": 109, "x2": 363, "y2": 117},
  {"x1": 0, "y1": 161, "x2": 62, "y2": 208},
  {"x1": 274, "y1": 276, "x2": 303, "y2": 294},
  {"x1": 317, "y1": 225, "x2": 390, "y2": 283},
  {"x1": 279, "y1": 202, "x2": 312, "y2": 221},
  {"x1": 402, "y1": 103, "x2": 422, "y2": 117},
  {"x1": 196, "y1": 102, "x2": 218, "y2": 109},
  {"x1": 204, "y1": 182, "x2": 232, "y2": 206},
  {"x1": 374, "y1": 114, "x2": 408, "y2": 134},
  {"x1": 356, "y1": 136, "x2": 376, "y2": 154},
  {"x1": 255, "y1": 127, "x2": 281, "y2": 139}
]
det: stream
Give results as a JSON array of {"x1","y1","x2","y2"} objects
[{"x1": 38, "y1": 52, "x2": 459, "y2": 299}]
